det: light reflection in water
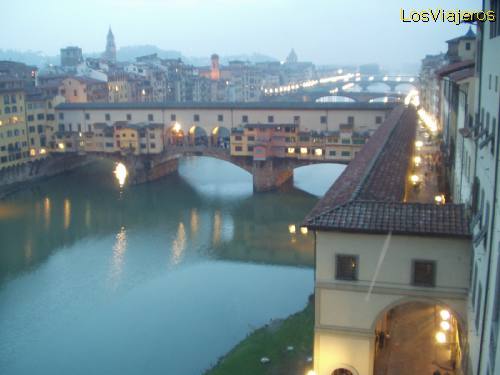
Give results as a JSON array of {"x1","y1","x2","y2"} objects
[
  {"x1": 114, "y1": 162, "x2": 128, "y2": 188},
  {"x1": 85, "y1": 201, "x2": 91, "y2": 228},
  {"x1": 24, "y1": 238, "x2": 32, "y2": 264},
  {"x1": 43, "y1": 197, "x2": 51, "y2": 230},
  {"x1": 63, "y1": 199, "x2": 71, "y2": 230},
  {"x1": 171, "y1": 222, "x2": 186, "y2": 266},
  {"x1": 190, "y1": 209, "x2": 199, "y2": 237},
  {"x1": 109, "y1": 226, "x2": 127, "y2": 288},
  {"x1": 212, "y1": 210, "x2": 221, "y2": 246}
]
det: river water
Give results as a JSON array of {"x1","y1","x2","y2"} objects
[{"x1": 0, "y1": 157, "x2": 344, "y2": 375}]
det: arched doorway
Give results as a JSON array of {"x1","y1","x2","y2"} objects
[
  {"x1": 373, "y1": 301, "x2": 465, "y2": 375},
  {"x1": 332, "y1": 369, "x2": 353, "y2": 375},
  {"x1": 211, "y1": 126, "x2": 230, "y2": 149},
  {"x1": 187, "y1": 126, "x2": 208, "y2": 146},
  {"x1": 166, "y1": 123, "x2": 185, "y2": 146}
]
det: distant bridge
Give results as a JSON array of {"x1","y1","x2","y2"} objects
[{"x1": 263, "y1": 74, "x2": 419, "y2": 102}]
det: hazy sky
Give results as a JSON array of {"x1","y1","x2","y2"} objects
[{"x1": 1, "y1": 0, "x2": 481, "y2": 68}]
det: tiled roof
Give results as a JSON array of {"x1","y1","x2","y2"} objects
[
  {"x1": 307, "y1": 201, "x2": 470, "y2": 237},
  {"x1": 436, "y1": 60, "x2": 474, "y2": 77},
  {"x1": 56, "y1": 101, "x2": 398, "y2": 111},
  {"x1": 448, "y1": 68, "x2": 475, "y2": 83},
  {"x1": 304, "y1": 105, "x2": 471, "y2": 238}
]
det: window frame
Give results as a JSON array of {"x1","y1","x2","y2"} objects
[
  {"x1": 412, "y1": 259, "x2": 436, "y2": 287},
  {"x1": 335, "y1": 254, "x2": 359, "y2": 281}
]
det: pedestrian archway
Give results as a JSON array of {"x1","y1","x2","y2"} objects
[
  {"x1": 332, "y1": 368, "x2": 354, "y2": 375},
  {"x1": 211, "y1": 126, "x2": 230, "y2": 148},
  {"x1": 187, "y1": 126, "x2": 208, "y2": 146},
  {"x1": 373, "y1": 301, "x2": 464, "y2": 375}
]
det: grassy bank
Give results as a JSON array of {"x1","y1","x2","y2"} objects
[{"x1": 205, "y1": 296, "x2": 314, "y2": 375}]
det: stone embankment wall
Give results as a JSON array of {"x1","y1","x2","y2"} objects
[{"x1": 0, "y1": 154, "x2": 91, "y2": 199}]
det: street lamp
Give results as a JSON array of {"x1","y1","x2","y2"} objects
[{"x1": 435, "y1": 331, "x2": 447, "y2": 344}]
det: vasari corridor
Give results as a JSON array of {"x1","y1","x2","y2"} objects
[{"x1": 1, "y1": 1, "x2": 499, "y2": 375}]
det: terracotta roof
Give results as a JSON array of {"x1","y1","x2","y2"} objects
[
  {"x1": 448, "y1": 67, "x2": 475, "y2": 83},
  {"x1": 307, "y1": 201, "x2": 470, "y2": 237},
  {"x1": 436, "y1": 60, "x2": 474, "y2": 77},
  {"x1": 304, "y1": 105, "x2": 471, "y2": 238}
]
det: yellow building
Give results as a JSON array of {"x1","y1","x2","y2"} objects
[
  {"x1": 25, "y1": 92, "x2": 65, "y2": 158},
  {"x1": 0, "y1": 79, "x2": 30, "y2": 169}
]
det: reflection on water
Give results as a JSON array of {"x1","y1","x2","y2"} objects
[
  {"x1": 0, "y1": 157, "x2": 344, "y2": 375},
  {"x1": 109, "y1": 226, "x2": 127, "y2": 288},
  {"x1": 171, "y1": 222, "x2": 186, "y2": 266}
]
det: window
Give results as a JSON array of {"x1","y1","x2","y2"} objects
[
  {"x1": 247, "y1": 145, "x2": 254, "y2": 152},
  {"x1": 465, "y1": 42, "x2": 471, "y2": 50},
  {"x1": 268, "y1": 115, "x2": 274, "y2": 123},
  {"x1": 37, "y1": 125, "x2": 44, "y2": 134},
  {"x1": 235, "y1": 135, "x2": 242, "y2": 141},
  {"x1": 341, "y1": 138, "x2": 351, "y2": 144},
  {"x1": 149, "y1": 133, "x2": 155, "y2": 139},
  {"x1": 73, "y1": 90, "x2": 78, "y2": 97},
  {"x1": 242, "y1": 115, "x2": 248, "y2": 123},
  {"x1": 150, "y1": 143, "x2": 156, "y2": 149},
  {"x1": 293, "y1": 115, "x2": 300, "y2": 124},
  {"x1": 27, "y1": 115, "x2": 34, "y2": 122},
  {"x1": 347, "y1": 116, "x2": 354, "y2": 125},
  {"x1": 171, "y1": 114, "x2": 176, "y2": 121},
  {"x1": 148, "y1": 114, "x2": 154, "y2": 121},
  {"x1": 335, "y1": 255, "x2": 358, "y2": 281},
  {"x1": 126, "y1": 114, "x2": 132, "y2": 121},
  {"x1": 375, "y1": 116, "x2": 382, "y2": 124},
  {"x1": 32, "y1": 114, "x2": 42, "y2": 121},
  {"x1": 105, "y1": 113, "x2": 111, "y2": 121},
  {"x1": 235, "y1": 146, "x2": 242, "y2": 152},
  {"x1": 412, "y1": 260, "x2": 435, "y2": 287},
  {"x1": 29, "y1": 126, "x2": 35, "y2": 133},
  {"x1": 85, "y1": 113, "x2": 90, "y2": 120},
  {"x1": 217, "y1": 114, "x2": 223, "y2": 122},
  {"x1": 329, "y1": 150, "x2": 336, "y2": 156},
  {"x1": 320, "y1": 115, "x2": 327, "y2": 124},
  {"x1": 194, "y1": 114, "x2": 200, "y2": 122},
  {"x1": 58, "y1": 124, "x2": 65, "y2": 132},
  {"x1": 248, "y1": 136, "x2": 255, "y2": 141}
]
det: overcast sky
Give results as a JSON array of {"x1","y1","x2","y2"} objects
[{"x1": 1, "y1": 0, "x2": 481, "y2": 68}]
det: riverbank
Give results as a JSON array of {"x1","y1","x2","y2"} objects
[{"x1": 205, "y1": 295, "x2": 314, "y2": 375}]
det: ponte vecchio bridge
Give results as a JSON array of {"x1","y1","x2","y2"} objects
[{"x1": 54, "y1": 101, "x2": 398, "y2": 191}]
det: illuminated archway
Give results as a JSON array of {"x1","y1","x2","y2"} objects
[
  {"x1": 187, "y1": 126, "x2": 208, "y2": 146},
  {"x1": 211, "y1": 126, "x2": 230, "y2": 148},
  {"x1": 166, "y1": 123, "x2": 185, "y2": 146},
  {"x1": 372, "y1": 300, "x2": 465, "y2": 375}
]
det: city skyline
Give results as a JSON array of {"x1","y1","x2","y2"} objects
[{"x1": 1, "y1": 0, "x2": 480, "y2": 69}]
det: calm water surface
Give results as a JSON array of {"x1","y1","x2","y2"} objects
[{"x1": 0, "y1": 157, "x2": 344, "y2": 375}]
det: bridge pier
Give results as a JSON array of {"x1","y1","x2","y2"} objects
[
  {"x1": 126, "y1": 154, "x2": 179, "y2": 185},
  {"x1": 252, "y1": 158, "x2": 294, "y2": 192}
]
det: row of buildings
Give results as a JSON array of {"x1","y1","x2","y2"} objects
[
  {"x1": 48, "y1": 102, "x2": 393, "y2": 163},
  {"x1": 49, "y1": 29, "x2": 319, "y2": 104},
  {"x1": 305, "y1": 11, "x2": 500, "y2": 375}
]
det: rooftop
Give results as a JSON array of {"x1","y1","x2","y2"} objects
[
  {"x1": 56, "y1": 101, "x2": 398, "y2": 111},
  {"x1": 304, "y1": 105, "x2": 471, "y2": 238}
]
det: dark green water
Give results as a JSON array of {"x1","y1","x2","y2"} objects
[{"x1": 0, "y1": 157, "x2": 344, "y2": 375}]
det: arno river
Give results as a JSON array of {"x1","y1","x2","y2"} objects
[{"x1": 0, "y1": 157, "x2": 344, "y2": 375}]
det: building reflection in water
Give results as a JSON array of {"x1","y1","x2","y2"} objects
[
  {"x1": 85, "y1": 201, "x2": 91, "y2": 229},
  {"x1": 212, "y1": 210, "x2": 221, "y2": 246},
  {"x1": 43, "y1": 197, "x2": 51, "y2": 230},
  {"x1": 190, "y1": 209, "x2": 199, "y2": 238},
  {"x1": 24, "y1": 238, "x2": 33, "y2": 264},
  {"x1": 171, "y1": 222, "x2": 186, "y2": 266},
  {"x1": 63, "y1": 198, "x2": 71, "y2": 230},
  {"x1": 108, "y1": 226, "x2": 127, "y2": 288}
]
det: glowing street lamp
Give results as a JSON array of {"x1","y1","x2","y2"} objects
[
  {"x1": 288, "y1": 224, "x2": 296, "y2": 234},
  {"x1": 414, "y1": 156, "x2": 422, "y2": 166},
  {"x1": 440, "y1": 309, "x2": 451, "y2": 321},
  {"x1": 410, "y1": 175, "x2": 420, "y2": 185},
  {"x1": 440, "y1": 321, "x2": 451, "y2": 331},
  {"x1": 300, "y1": 226, "x2": 308, "y2": 235},
  {"x1": 435, "y1": 331, "x2": 447, "y2": 344}
]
